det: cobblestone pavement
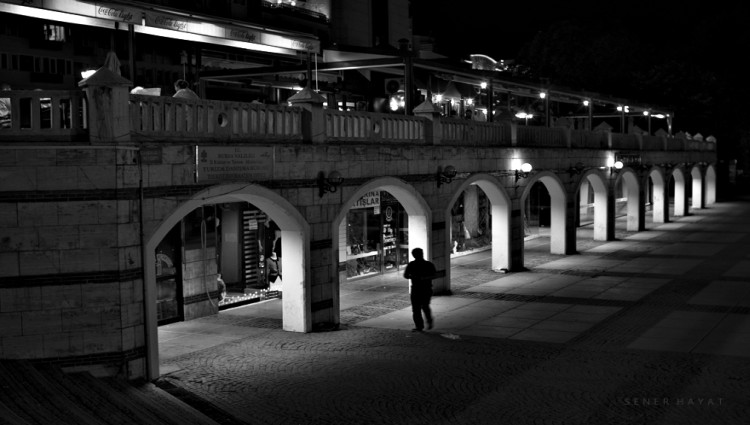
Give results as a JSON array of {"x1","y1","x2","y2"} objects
[{"x1": 158, "y1": 200, "x2": 750, "y2": 425}]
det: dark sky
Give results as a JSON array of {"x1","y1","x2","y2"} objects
[
  {"x1": 413, "y1": 1, "x2": 742, "y2": 65},
  {"x1": 412, "y1": 1, "x2": 748, "y2": 146}
]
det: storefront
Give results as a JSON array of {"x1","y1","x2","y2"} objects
[
  {"x1": 450, "y1": 186, "x2": 492, "y2": 256},
  {"x1": 343, "y1": 191, "x2": 409, "y2": 280},
  {"x1": 154, "y1": 202, "x2": 282, "y2": 326}
]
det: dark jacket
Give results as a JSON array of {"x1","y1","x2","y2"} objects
[{"x1": 404, "y1": 259, "x2": 436, "y2": 291}]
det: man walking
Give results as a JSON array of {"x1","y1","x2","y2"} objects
[{"x1": 404, "y1": 248, "x2": 437, "y2": 332}]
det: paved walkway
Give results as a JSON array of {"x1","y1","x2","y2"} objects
[{"x1": 157, "y1": 200, "x2": 750, "y2": 425}]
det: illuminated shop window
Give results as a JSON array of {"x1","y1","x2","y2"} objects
[{"x1": 43, "y1": 24, "x2": 66, "y2": 42}]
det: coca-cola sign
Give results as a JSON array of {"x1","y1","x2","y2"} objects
[
  {"x1": 146, "y1": 13, "x2": 191, "y2": 32},
  {"x1": 95, "y1": 5, "x2": 138, "y2": 23}
]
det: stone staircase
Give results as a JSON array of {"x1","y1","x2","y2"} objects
[{"x1": 0, "y1": 360, "x2": 220, "y2": 425}]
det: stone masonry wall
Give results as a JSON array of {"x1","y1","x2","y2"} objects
[
  {"x1": 0, "y1": 135, "x2": 716, "y2": 379},
  {"x1": 0, "y1": 146, "x2": 145, "y2": 378}
]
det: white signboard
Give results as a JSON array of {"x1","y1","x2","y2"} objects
[
  {"x1": 352, "y1": 191, "x2": 380, "y2": 209},
  {"x1": 196, "y1": 146, "x2": 274, "y2": 183}
]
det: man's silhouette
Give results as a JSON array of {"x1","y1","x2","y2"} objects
[{"x1": 403, "y1": 248, "x2": 436, "y2": 331}]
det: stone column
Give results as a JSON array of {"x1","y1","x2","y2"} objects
[
  {"x1": 288, "y1": 87, "x2": 326, "y2": 144},
  {"x1": 606, "y1": 179, "x2": 617, "y2": 241},
  {"x1": 78, "y1": 67, "x2": 132, "y2": 144},
  {"x1": 413, "y1": 100, "x2": 442, "y2": 145},
  {"x1": 509, "y1": 203, "x2": 525, "y2": 271}
]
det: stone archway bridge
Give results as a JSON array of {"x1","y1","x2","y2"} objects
[{"x1": 0, "y1": 71, "x2": 717, "y2": 379}]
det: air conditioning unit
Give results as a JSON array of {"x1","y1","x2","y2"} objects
[{"x1": 384, "y1": 78, "x2": 404, "y2": 94}]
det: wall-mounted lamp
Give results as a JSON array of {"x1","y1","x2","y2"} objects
[
  {"x1": 607, "y1": 158, "x2": 624, "y2": 173},
  {"x1": 515, "y1": 162, "x2": 532, "y2": 182},
  {"x1": 437, "y1": 165, "x2": 458, "y2": 187},
  {"x1": 318, "y1": 170, "x2": 343, "y2": 197},
  {"x1": 567, "y1": 162, "x2": 586, "y2": 177}
]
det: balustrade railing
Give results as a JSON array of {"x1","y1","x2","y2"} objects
[
  {"x1": 0, "y1": 90, "x2": 87, "y2": 140},
  {"x1": 570, "y1": 129, "x2": 608, "y2": 149},
  {"x1": 0, "y1": 89, "x2": 716, "y2": 155},
  {"x1": 324, "y1": 110, "x2": 426, "y2": 143},
  {"x1": 129, "y1": 95, "x2": 303, "y2": 142},
  {"x1": 666, "y1": 137, "x2": 685, "y2": 151},
  {"x1": 611, "y1": 133, "x2": 640, "y2": 150},
  {"x1": 641, "y1": 135, "x2": 665, "y2": 151},
  {"x1": 440, "y1": 118, "x2": 511, "y2": 146},
  {"x1": 516, "y1": 125, "x2": 567, "y2": 147}
]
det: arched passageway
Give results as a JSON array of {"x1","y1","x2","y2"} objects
[
  {"x1": 615, "y1": 169, "x2": 642, "y2": 232},
  {"x1": 332, "y1": 177, "x2": 432, "y2": 320},
  {"x1": 576, "y1": 170, "x2": 608, "y2": 242},
  {"x1": 144, "y1": 183, "x2": 311, "y2": 379},
  {"x1": 672, "y1": 168, "x2": 688, "y2": 217},
  {"x1": 521, "y1": 171, "x2": 568, "y2": 255},
  {"x1": 445, "y1": 174, "x2": 512, "y2": 277}
]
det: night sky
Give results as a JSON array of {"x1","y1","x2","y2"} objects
[{"x1": 412, "y1": 1, "x2": 749, "y2": 156}]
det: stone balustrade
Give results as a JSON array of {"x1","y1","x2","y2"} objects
[{"x1": 0, "y1": 88, "x2": 716, "y2": 153}]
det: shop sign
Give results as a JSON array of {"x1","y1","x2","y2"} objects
[
  {"x1": 11, "y1": 0, "x2": 319, "y2": 53},
  {"x1": 145, "y1": 11, "x2": 197, "y2": 33},
  {"x1": 93, "y1": 3, "x2": 140, "y2": 23},
  {"x1": 352, "y1": 191, "x2": 380, "y2": 209},
  {"x1": 226, "y1": 26, "x2": 262, "y2": 43},
  {"x1": 260, "y1": 32, "x2": 318, "y2": 52},
  {"x1": 615, "y1": 152, "x2": 642, "y2": 166},
  {"x1": 196, "y1": 146, "x2": 274, "y2": 183},
  {"x1": 40, "y1": 0, "x2": 140, "y2": 24},
  {"x1": 139, "y1": 146, "x2": 162, "y2": 164},
  {"x1": 385, "y1": 206, "x2": 393, "y2": 222},
  {"x1": 143, "y1": 9, "x2": 318, "y2": 52}
]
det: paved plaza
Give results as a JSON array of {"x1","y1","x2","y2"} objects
[{"x1": 157, "y1": 199, "x2": 750, "y2": 425}]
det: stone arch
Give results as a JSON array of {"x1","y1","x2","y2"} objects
[
  {"x1": 671, "y1": 167, "x2": 688, "y2": 216},
  {"x1": 444, "y1": 174, "x2": 512, "y2": 277},
  {"x1": 143, "y1": 183, "x2": 310, "y2": 379},
  {"x1": 521, "y1": 171, "x2": 568, "y2": 255},
  {"x1": 614, "y1": 168, "x2": 642, "y2": 231},
  {"x1": 577, "y1": 169, "x2": 608, "y2": 241},
  {"x1": 705, "y1": 164, "x2": 717, "y2": 205},
  {"x1": 649, "y1": 167, "x2": 668, "y2": 224},
  {"x1": 690, "y1": 165, "x2": 704, "y2": 209},
  {"x1": 331, "y1": 177, "x2": 431, "y2": 312}
]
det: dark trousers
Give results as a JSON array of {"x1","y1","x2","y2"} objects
[{"x1": 410, "y1": 289, "x2": 433, "y2": 330}]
